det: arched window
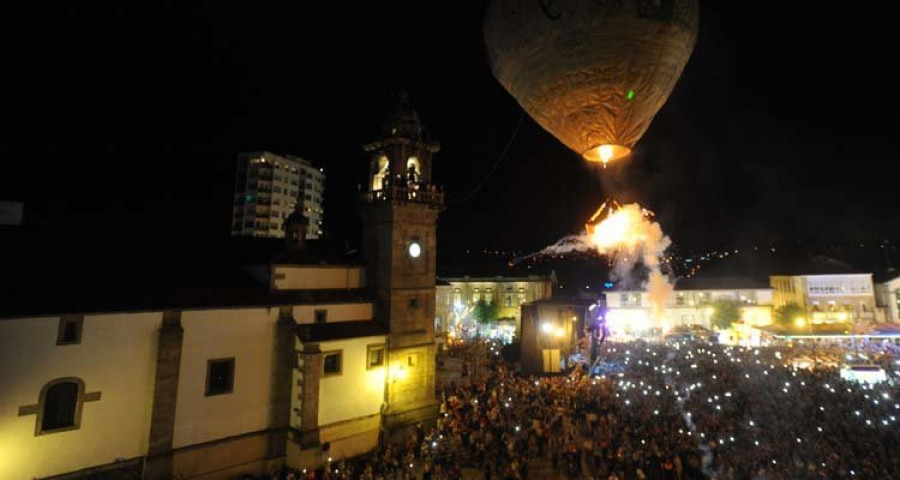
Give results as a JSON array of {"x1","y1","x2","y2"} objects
[
  {"x1": 17, "y1": 377, "x2": 100, "y2": 436},
  {"x1": 39, "y1": 378, "x2": 83, "y2": 434},
  {"x1": 406, "y1": 156, "x2": 421, "y2": 184},
  {"x1": 372, "y1": 156, "x2": 390, "y2": 191}
]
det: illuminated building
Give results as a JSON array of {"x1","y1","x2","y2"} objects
[
  {"x1": 232, "y1": 151, "x2": 325, "y2": 240},
  {"x1": 875, "y1": 274, "x2": 900, "y2": 323},
  {"x1": 519, "y1": 299, "x2": 592, "y2": 374},
  {"x1": 770, "y1": 273, "x2": 878, "y2": 324},
  {"x1": 0, "y1": 97, "x2": 438, "y2": 480},
  {"x1": 605, "y1": 277, "x2": 774, "y2": 335},
  {"x1": 434, "y1": 271, "x2": 556, "y2": 341}
]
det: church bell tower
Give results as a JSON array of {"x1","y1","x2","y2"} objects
[{"x1": 361, "y1": 93, "x2": 443, "y2": 428}]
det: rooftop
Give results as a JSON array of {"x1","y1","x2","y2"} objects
[
  {"x1": 0, "y1": 231, "x2": 364, "y2": 319},
  {"x1": 674, "y1": 276, "x2": 771, "y2": 291}
]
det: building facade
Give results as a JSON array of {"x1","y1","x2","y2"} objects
[
  {"x1": 770, "y1": 273, "x2": 878, "y2": 323},
  {"x1": 0, "y1": 98, "x2": 438, "y2": 480},
  {"x1": 434, "y1": 272, "x2": 556, "y2": 340},
  {"x1": 605, "y1": 277, "x2": 774, "y2": 335},
  {"x1": 0, "y1": 261, "x2": 386, "y2": 480},
  {"x1": 519, "y1": 299, "x2": 590, "y2": 374},
  {"x1": 232, "y1": 151, "x2": 326, "y2": 240},
  {"x1": 876, "y1": 275, "x2": 900, "y2": 323}
]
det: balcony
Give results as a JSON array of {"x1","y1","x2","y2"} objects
[{"x1": 362, "y1": 185, "x2": 444, "y2": 207}]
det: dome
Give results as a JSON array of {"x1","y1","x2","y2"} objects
[
  {"x1": 381, "y1": 92, "x2": 423, "y2": 140},
  {"x1": 284, "y1": 209, "x2": 309, "y2": 228}
]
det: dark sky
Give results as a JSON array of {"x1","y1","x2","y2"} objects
[{"x1": 3, "y1": 2, "x2": 898, "y2": 260}]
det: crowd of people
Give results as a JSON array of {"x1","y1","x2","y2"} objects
[{"x1": 260, "y1": 336, "x2": 900, "y2": 479}]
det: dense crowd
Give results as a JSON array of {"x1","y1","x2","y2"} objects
[{"x1": 262, "y1": 337, "x2": 900, "y2": 479}]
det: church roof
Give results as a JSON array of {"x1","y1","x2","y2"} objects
[
  {"x1": 674, "y1": 276, "x2": 771, "y2": 291},
  {"x1": 0, "y1": 231, "x2": 366, "y2": 319}
]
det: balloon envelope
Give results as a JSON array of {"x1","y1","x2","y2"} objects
[{"x1": 484, "y1": 0, "x2": 698, "y2": 164}]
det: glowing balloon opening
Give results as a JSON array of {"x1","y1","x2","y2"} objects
[{"x1": 583, "y1": 144, "x2": 630, "y2": 166}]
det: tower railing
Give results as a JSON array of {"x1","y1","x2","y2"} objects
[{"x1": 363, "y1": 185, "x2": 444, "y2": 207}]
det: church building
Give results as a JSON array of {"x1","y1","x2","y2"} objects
[{"x1": 0, "y1": 95, "x2": 443, "y2": 480}]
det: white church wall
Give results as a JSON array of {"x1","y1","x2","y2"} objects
[
  {"x1": 293, "y1": 303, "x2": 372, "y2": 324},
  {"x1": 173, "y1": 308, "x2": 278, "y2": 449},
  {"x1": 273, "y1": 265, "x2": 364, "y2": 290},
  {"x1": 317, "y1": 335, "x2": 387, "y2": 427},
  {"x1": 0, "y1": 312, "x2": 160, "y2": 480}
]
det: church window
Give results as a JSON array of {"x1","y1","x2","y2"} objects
[
  {"x1": 367, "y1": 345, "x2": 385, "y2": 369},
  {"x1": 323, "y1": 352, "x2": 342, "y2": 376},
  {"x1": 57, "y1": 315, "x2": 83, "y2": 345},
  {"x1": 40, "y1": 380, "x2": 81, "y2": 434},
  {"x1": 407, "y1": 157, "x2": 421, "y2": 183},
  {"x1": 372, "y1": 156, "x2": 390, "y2": 191},
  {"x1": 205, "y1": 358, "x2": 235, "y2": 396}
]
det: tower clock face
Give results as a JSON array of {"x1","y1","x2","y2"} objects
[{"x1": 408, "y1": 241, "x2": 422, "y2": 258}]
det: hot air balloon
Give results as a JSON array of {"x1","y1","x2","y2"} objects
[{"x1": 484, "y1": 0, "x2": 698, "y2": 165}]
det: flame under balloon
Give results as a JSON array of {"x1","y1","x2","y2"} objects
[{"x1": 584, "y1": 144, "x2": 631, "y2": 167}]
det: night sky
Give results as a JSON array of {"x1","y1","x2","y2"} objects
[{"x1": 3, "y1": 2, "x2": 898, "y2": 262}]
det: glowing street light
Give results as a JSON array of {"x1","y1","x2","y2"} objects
[{"x1": 795, "y1": 317, "x2": 806, "y2": 327}]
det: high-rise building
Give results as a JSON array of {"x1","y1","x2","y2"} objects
[{"x1": 231, "y1": 151, "x2": 325, "y2": 239}]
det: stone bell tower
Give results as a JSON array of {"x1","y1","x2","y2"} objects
[{"x1": 361, "y1": 93, "x2": 443, "y2": 428}]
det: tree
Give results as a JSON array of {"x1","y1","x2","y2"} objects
[
  {"x1": 774, "y1": 302, "x2": 806, "y2": 327},
  {"x1": 710, "y1": 300, "x2": 741, "y2": 330},
  {"x1": 472, "y1": 299, "x2": 499, "y2": 325}
]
